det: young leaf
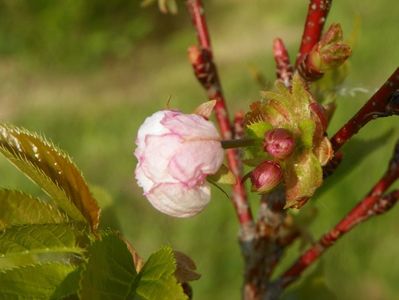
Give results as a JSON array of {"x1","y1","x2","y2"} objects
[
  {"x1": 134, "y1": 247, "x2": 187, "y2": 300},
  {"x1": 0, "y1": 223, "x2": 87, "y2": 271},
  {"x1": 207, "y1": 164, "x2": 236, "y2": 185},
  {"x1": 0, "y1": 189, "x2": 67, "y2": 230},
  {"x1": 173, "y1": 250, "x2": 201, "y2": 283},
  {"x1": 284, "y1": 151, "x2": 323, "y2": 208},
  {"x1": 79, "y1": 233, "x2": 138, "y2": 300},
  {"x1": 0, "y1": 263, "x2": 77, "y2": 299},
  {"x1": 0, "y1": 124, "x2": 100, "y2": 232}
]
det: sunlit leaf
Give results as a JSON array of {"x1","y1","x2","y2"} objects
[
  {"x1": 134, "y1": 247, "x2": 187, "y2": 300},
  {"x1": 0, "y1": 124, "x2": 100, "y2": 232},
  {"x1": 0, "y1": 223, "x2": 87, "y2": 271},
  {"x1": 0, "y1": 189, "x2": 67, "y2": 230},
  {"x1": 0, "y1": 263, "x2": 76, "y2": 299},
  {"x1": 79, "y1": 234, "x2": 186, "y2": 300},
  {"x1": 79, "y1": 233, "x2": 138, "y2": 300}
]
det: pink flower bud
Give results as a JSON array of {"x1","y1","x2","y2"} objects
[
  {"x1": 134, "y1": 110, "x2": 224, "y2": 218},
  {"x1": 250, "y1": 161, "x2": 283, "y2": 193},
  {"x1": 264, "y1": 128, "x2": 295, "y2": 160}
]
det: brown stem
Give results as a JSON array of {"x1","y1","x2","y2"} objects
[
  {"x1": 275, "y1": 139, "x2": 399, "y2": 289},
  {"x1": 186, "y1": 0, "x2": 254, "y2": 234},
  {"x1": 296, "y1": 0, "x2": 332, "y2": 66},
  {"x1": 273, "y1": 38, "x2": 293, "y2": 87}
]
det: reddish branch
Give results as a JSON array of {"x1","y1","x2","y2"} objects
[
  {"x1": 276, "y1": 140, "x2": 399, "y2": 288},
  {"x1": 186, "y1": 0, "x2": 254, "y2": 233},
  {"x1": 331, "y1": 68, "x2": 399, "y2": 151},
  {"x1": 296, "y1": 0, "x2": 332, "y2": 66},
  {"x1": 273, "y1": 38, "x2": 293, "y2": 87}
]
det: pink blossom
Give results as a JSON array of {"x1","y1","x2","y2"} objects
[{"x1": 134, "y1": 110, "x2": 224, "y2": 217}]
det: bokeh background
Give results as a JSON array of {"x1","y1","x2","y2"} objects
[{"x1": 1, "y1": 0, "x2": 398, "y2": 299}]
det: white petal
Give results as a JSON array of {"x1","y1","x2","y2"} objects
[{"x1": 146, "y1": 183, "x2": 211, "y2": 218}]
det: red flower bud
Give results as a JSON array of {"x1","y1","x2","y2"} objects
[
  {"x1": 264, "y1": 128, "x2": 295, "y2": 159},
  {"x1": 250, "y1": 161, "x2": 283, "y2": 193}
]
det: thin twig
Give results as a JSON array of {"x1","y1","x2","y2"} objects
[
  {"x1": 186, "y1": 0, "x2": 254, "y2": 236},
  {"x1": 296, "y1": 0, "x2": 332, "y2": 66}
]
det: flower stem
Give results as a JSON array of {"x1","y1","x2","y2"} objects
[{"x1": 221, "y1": 138, "x2": 257, "y2": 149}]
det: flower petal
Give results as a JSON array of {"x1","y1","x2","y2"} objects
[{"x1": 147, "y1": 183, "x2": 211, "y2": 218}]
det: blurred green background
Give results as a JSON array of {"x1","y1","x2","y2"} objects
[{"x1": 1, "y1": 0, "x2": 398, "y2": 299}]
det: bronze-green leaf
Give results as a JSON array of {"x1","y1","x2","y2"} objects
[
  {"x1": 0, "y1": 189, "x2": 67, "y2": 230},
  {"x1": 0, "y1": 124, "x2": 100, "y2": 232}
]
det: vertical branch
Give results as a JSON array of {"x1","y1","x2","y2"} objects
[
  {"x1": 296, "y1": 0, "x2": 332, "y2": 66},
  {"x1": 186, "y1": 0, "x2": 254, "y2": 235},
  {"x1": 273, "y1": 38, "x2": 293, "y2": 87}
]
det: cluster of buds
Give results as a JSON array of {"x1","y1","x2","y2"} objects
[
  {"x1": 250, "y1": 128, "x2": 295, "y2": 193},
  {"x1": 298, "y1": 23, "x2": 352, "y2": 81}
]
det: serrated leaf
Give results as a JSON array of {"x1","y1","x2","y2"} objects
[
  {"x1": 0, "y1": 189, "x2": 67, "y2": 230},
  {"x1": 0, "y1": 263, "x2": 76, "y2": 299},
  {"x1": 79, "y1": 233, "x2": 138, "y2": 300},
  {"x1": 0, "y1": 223, "x2": 87, "y2": 271},
  {"x1": 134, "y1": 247, "x2": 187, "y2": 300},
  {"x1": 0, "y1": 124, "x2": 100, "y2": 232}
]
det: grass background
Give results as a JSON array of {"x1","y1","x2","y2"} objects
[{"x1": 0, "y1": 0, "x2": 398, "y2": 299}]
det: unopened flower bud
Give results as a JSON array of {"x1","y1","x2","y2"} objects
[
  {"x1": 309, "y1": 23, "x2": 352, "y2": 72},
  {"x1": 298, "y1": 24, "x2": 351, "y2": 81},
  {"x1": 250, "y1": 161, "x2": 283, "y2": 193},
  {"x1": 264, "y1": 128, "x2": 295, "y2": 160},
  {"x1": 134, "y1": 110, "x2": 224, "y2": 218}
]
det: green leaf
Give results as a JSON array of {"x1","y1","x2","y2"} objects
[
  {"x1": 298, "y1": 120, "x2": 316, "y2": 149},
  {"x1": 0, "y1": 189, "x2": 67, "y2": 230},
  {"x1": 246, "y1": 121, "x2": 273, "y2": 139},
  {"x1": 0, "y1": 263, "x2": 76, "y2": 299},
  {"x1": 0, "y1": 224, "x2": 87, "y2": 271},
  {"x1": 51, "y1": 265, "x2": 83, "y2": 300},
  {"x1": 79, "y1": 233, "x2": 138, "y2": 300},
  {"x1": 207, "y1": 164, "x2": 236, "y2": 185},
  {"x1": 284, "y1": 151, "x2": 323, "y2": 208},
  {"x1": 134, "y1": 247, "x2": 186, "y2": 300},
  {"x1": 0, "y1": 124, "x2": 100, "y2": 232},
  {"x1": 78, "y1": 233, "x2": 187, "y2": 300}
]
